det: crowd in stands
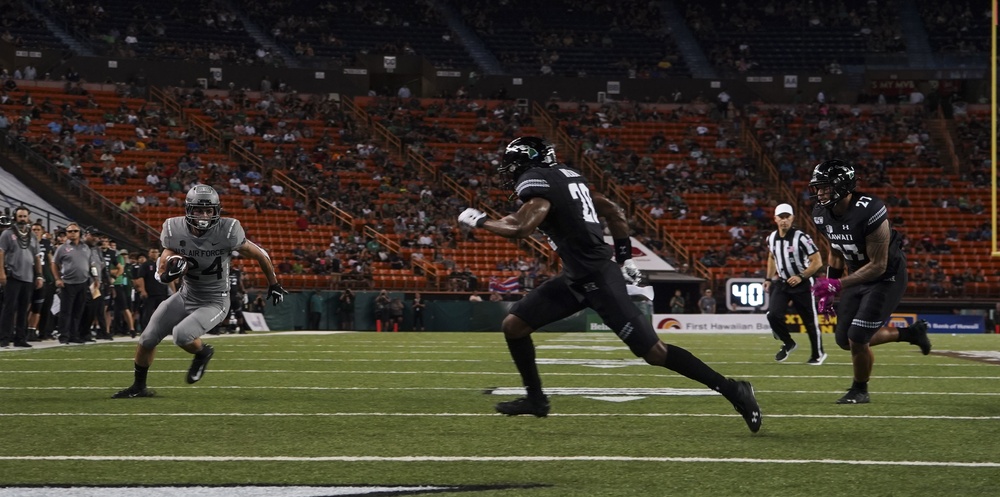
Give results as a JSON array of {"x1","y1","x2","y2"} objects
[
  {"x1": 553, "y1": 98, "x2": 774, "y2": 269},
  {"x1": 685, "y1": 0, "x2": 906, "y2": 74},
  {"x1": 916, "y1": 0, "x2": 992, "y2": 53},
  {"x1": 167, "y1": 85, "x2": 552, "y2": 290},
  {"x1": 246, "y1": 0, "x2": 475, "y2": 69},
  {"x1": 453, "y1": 0, "x2": 684, "y2": 78},
  {"x1": 40, "y1": 0, "x2": 283, "y2": 66}
]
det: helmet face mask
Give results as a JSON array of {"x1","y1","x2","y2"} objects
[
  {"x1": 808, "y1": 159, "x2": 856, "y2": 207},
  {"x1": 185, "y1": 184, "x2": 221, "y2": 230},
  {"x1": 497, "y1": 137, "x2": 556, "y2": 198}
]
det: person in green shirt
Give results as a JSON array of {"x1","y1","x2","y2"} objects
[{"x1": 110, "y1": 247, "x2": 135, "y2": 337}]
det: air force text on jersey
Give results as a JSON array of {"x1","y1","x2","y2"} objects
[{"x1": 176, "y1": 248, "x2": 231, "y2": 258}]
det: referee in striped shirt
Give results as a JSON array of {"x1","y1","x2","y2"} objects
[{"x1": 765, "y1": 203, "x2": 826, "y2": 365}]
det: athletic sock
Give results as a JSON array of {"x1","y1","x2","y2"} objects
[
  {"x1": 505, "y1": 336, "x2": 544, "y2": 400},
  {"x1": 134, "y1": 363, "x2": 150, "y2": 390},
  {"x1": 896, "y1": 327, "x2": 914, "y2": 343},
  {"x1": 663, "y1": 344, "x2": 732, "y2": 396},
  {"x1": 851, "y1": 380, "x2": 868, "y2": 393}
]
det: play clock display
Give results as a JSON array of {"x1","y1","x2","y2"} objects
[{"x1": 726, "y1": 278, "x2": 770, "y2": 311}]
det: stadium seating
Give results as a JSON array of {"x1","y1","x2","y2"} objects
[
  {"x1": 245, "y1": 0, "x2": 475, "y2": 68},
  {"x1": 40, "y1": 0, "x2": 271, "y2": 64},
  {"x1": 686, "y1": 0, "x2": 906, "y2": 73},
  {"x1": 447, "y1": 0, "x2": 687, "y2": 77}
]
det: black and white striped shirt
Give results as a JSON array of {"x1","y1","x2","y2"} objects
[{"x1": 767, "y1": 228, "x2": 818, "y2": 280}]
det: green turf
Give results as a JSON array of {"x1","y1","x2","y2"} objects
[{"x1": 1, "y1": 331, "x2": 998, "y2": 496}]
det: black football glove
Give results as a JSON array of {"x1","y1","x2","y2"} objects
[
  {"x1": 267, "y1": 283, "x2": 288, "y2": 306},
  {"x1": 160, "y1": 255, "x2": 187, "y2": 283}
]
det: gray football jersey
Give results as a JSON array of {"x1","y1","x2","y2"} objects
[
  {"x1": 0, "y1": 228, "x2": 39, "y2": 282},
  {"x1": 161, "y1": 217, "x2": 246, "y2": 302}
]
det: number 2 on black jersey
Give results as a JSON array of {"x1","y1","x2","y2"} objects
[{"x1": 568, "y1": 183, "x2": 599, "y2": 223}]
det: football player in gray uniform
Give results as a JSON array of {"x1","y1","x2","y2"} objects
[{"x1": 113, "y1": 185, "x2": 287, "y2": 398}]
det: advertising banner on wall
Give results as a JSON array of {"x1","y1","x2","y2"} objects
[
  {"x1": 648, "y1": 313, "x2": 984, "y2": 334},
  {"x1": 651, "y1": 314, "x2": 772, "y2": 334},
  {"x1": 917, "y1": 314, "x2": 985, "y2": 333}
]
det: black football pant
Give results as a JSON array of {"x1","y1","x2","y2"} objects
[
  {"x1": 767, "y1": 280, "x2": 824, "y2": 359},
  {"x1": 0, "y1": 278, "x2": 33, "y2": 344},
  {"x1": 80, "y1": 295, "x2": 108, "y2": 339},
  {"x1": 31, "y1": 283, "x2": 56, "y2": 337},
  {"x1": 140, "y1": 294, "x2": 167, "y2": 332}
]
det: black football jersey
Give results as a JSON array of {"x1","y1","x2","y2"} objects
[
  {"x1": 812, "y1": 191, "x2": 903, "y2": 279},
  {"x1": 229, "y1": 267, "x2": 242, "y2": 292},
  {"x1": 516, "y1": 165, "x2": 612, "y2": 279}
]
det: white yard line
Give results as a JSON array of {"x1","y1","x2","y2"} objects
[{"x1": 1, "y1": 369, "x2": 998, "y2": 380}]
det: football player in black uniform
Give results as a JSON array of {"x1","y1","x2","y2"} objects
[
  {"x1": 227, "y1": 261, "x2": 247, "y2": 333},
  {"x1": 458, "y1": 137, "x2": 761, "y2": 433},
  {"x1": 808, "y1": 159, "x2": 931, "y2": 404}
]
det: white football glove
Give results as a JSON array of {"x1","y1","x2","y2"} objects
[
  {"x1": 626, "y1": 284, "x2": 654, "y2": 301},
  {"x1": 621, "y1": 259, "x2": 642, "y2": 285},
  {"x1": 458, "y1": 207, "x2": 488, "y2": 228}
]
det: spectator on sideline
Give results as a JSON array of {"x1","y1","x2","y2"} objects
[
  {"x1": 374, "y1": 289, "x2": 390, "y2": 332},
  {"x1": 670, "y1": 289, "x2": 685, "y2": 314},
  {"x1": 411, "y1": 292, "x2": 426, "y2": 331},
  {"x1": 133, "y1": 247, "x2": 170, "y2": 334},
  {"x1": 697, "y1": 289, "x2": 717, "y2": 314},
  {"x1": 388, "y1": 296, "x2": 404, "y2": 332},
  {"x1": 0, "y1": 206, "x2": 44, "y2": 348},
  {"x1": 27, "y1": 223, "x2": 57, "y2": 341},
  {"x1": 51, "y1": 222, "x2": 94, "y2": 344},
  {"x1": 339, "y1": 288, "x2": 355, "y2": 330}
]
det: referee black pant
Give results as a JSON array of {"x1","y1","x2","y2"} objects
[
  {"x1": 767, "y1": 280, "x2": 824, "y2": 359},
  {"x1": 0, "y1": 278, "x2": 33, "y2": 344}
]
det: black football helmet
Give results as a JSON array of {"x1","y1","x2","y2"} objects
[
  {"x1": 185, "y1": 184, "x2": 221, "y2": 230},
  {"x1": 498, "y1": 136, "x2": 556, "y2": 198},
  {"x1": 808, "y1": 159, "x2": 856, "y2": 207}
]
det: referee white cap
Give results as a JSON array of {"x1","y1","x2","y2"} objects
[{"x1": 775, "y1": 203, "x2": 794, "y2": 216}]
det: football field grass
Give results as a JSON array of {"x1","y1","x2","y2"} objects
[{"x1": 1, "y1": 331, "x2": 999, "y2": 496}]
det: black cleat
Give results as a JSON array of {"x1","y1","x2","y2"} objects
[
  {"x1": 495, "y1": 396, "x2": 550, "y2": 417},
  {"x1": 909, "y1": 320, "x2": 931, "y2": 355},
  {"x1": 112, "y1": 386, "x2": 156, "y2": 399},
  {"x1": 727, "y1": 380, "x2": 762, "y2": 433},
  {"x1": 806, "y1": 352, "x2": 828, "y2": 365},
  {"x1": 836, "y1": 388, "x2": 870, "y2": 404},
  {"x1": 186, "y1": 344, "x2": 215, "y2": 384},
  {"x1": 774, "y1": 343, "x2": 797, "y2": 362}
]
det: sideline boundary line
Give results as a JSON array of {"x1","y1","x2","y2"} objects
[
  {"x1": 2, "y1": 412, "x2": 998, "y2": 421},
  {"x1": 0, "y1": 455, "x2": 997, "y2": 468}
]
